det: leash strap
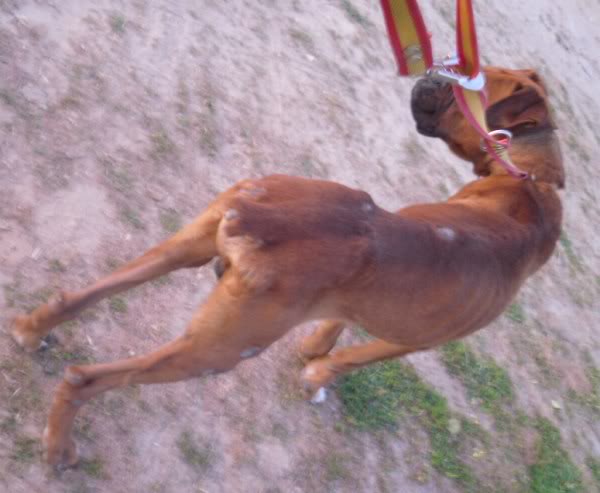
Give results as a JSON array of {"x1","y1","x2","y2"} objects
[
  {"x1": 456, "y1": 0, "x2": 479, "y2": 77},
  {"x1": 380, "y1": 0, "x2": 528, "y2": 179},
  {"x1": 380, "y1": 0, "x2": 433, "y2": 75}
]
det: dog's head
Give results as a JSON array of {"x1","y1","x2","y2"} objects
[{"x1": 411, "y1": 67, "x2": 565, "y2": 187}]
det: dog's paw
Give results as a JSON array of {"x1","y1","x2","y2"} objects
[
  {"x1": 43, "y1": 426, "x2": 79, "y2": 470},
  {"x1": 10, "y1": 316, "x2": 44, "y2": 352},
  {"x1": 301, "y1": 358, "x2": 336, "y2": 398}
]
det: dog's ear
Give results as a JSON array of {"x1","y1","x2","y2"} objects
[{"x1": 486, "y1": 84, "x2": 556, "y2": 134}]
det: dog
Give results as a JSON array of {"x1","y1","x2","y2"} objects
[{"x1": 10, "y1": 66, "x2": 564, "y2": 468}]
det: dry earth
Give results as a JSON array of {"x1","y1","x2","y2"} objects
[{"x1": 0, "y1": 1, "x2": 599, "y2": 492}]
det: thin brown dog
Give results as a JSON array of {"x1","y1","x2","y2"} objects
[{"x1": 10, "y1": 66, "x2": 564, "y2": 468}]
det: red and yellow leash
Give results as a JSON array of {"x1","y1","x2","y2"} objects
[{"x1": 380, "y1": 0, "x2": 527, "y2": 179}]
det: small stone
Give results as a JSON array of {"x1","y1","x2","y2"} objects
[
  {"x1": 448, "y1": 417, "x2": 461, "y2": 435},
  {"x1": 551, "y1": 400, "x2": 562, "y2": 410},
  {"x1": 472, "y1": 448, "x2": 486, "y2": 459}
]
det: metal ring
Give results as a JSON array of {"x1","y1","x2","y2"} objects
[{"x1": 480, "y1": 129, "x2": 513, "y2": 152}]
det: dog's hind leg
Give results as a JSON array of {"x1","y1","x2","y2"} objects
[
  {"x1": 42, "y1": 273, "x2": 302, "y2": 469},
  {"x1": 11, "y1": 207, "x2": 223, "y2": 351},
  {"x1": 298, "y1": 319, "x2": 345, "y2": 361},
  {"x1": 300, "y1": 338, "x2": 415, "y2": 394}
]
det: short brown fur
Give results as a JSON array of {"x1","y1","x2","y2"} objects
[{"x1": 10, "y1": 67, "x2": 564, "y2": 468}]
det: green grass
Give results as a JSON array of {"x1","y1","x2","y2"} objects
[
  {"x1": 109, "y1": 296, "x2": 128, "y2": 314},
  {"x1": 585, "y1": 456, "x2": 600, "y2": 487},
  {"x1": 1, "y1": 414, "x2": 18, "y2": 434},
  {"x1": 120, "y1": 206, "x2": 145, "y2": 230},
  {"x1": 289, "y1": 28, "x2": 315, "y2": 52},
  {"x1": 337, "y1": 360, "x2": 479, "y2": 490},
  {"x1": 325, "y1": 454, "x2": 352, "y2": 481},
  {"x1": 109, "y1": 13, "x2": 126, "y2": 34},
  {"x1": 3, "y1": 282, "x2": 54, "y2": 311},
  {"x1": 340, "y1": 0, "x2": 372, "y2": 27},
  {"x1": 11, "y1": 437, "x2": 37, "y2": 463},
  {"x1": 441, "y1": 341, "x2": 514, "y2": 423},
  {"x1": 176, "y1": 433, "x2": 212, "y2": 471},
  {"x1": 159, "y1": 209, "x2": 182, "y2": 234},
  {"x1": 80, "y1": 458, "x2": 106, "y2": 478},
  {"x1": 528, "y1": 418, "x2": 583, "y2": 493},
  {"x1": 506, "y1": 302, "x2": 526, "y2": 324},
  {"x1": 559, "y1": 231, "x2": 583, "y2": 273},
  {"x1": 150, "y1": 129, "x2": 176, "y2": 159},
  {"x1": 567, "y1": 353, "x2": 600, "y2": 414},
  {"x1": 49, "y1": 258, "x2": 66, "y2": 273}
]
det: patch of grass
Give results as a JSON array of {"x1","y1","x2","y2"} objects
[
  {"x1": 506, "y1": 302, "x2": 526, "y2": 324},
  {"x1": 176, "y1": 433, "x2": 212, "y2": 471},
  {"x1": 559, "y1": 231, "x2": 583, "y2": 273},
  {"x1": 271, "y1": 422, "x2": 289, "y2": 440},
  {"x1": 107, "y1": 167, "x2": 133, "y2": 192},
  {"x1": 3, "y1": 282, "x2": 54, "y2": 311},
  {"x1": 54, "y1": 348, "x2": 93, "y2": 363},
  {"x1": 11, "y1": 436, "x2": 37, "y2": 463},
  {"x1": 565, "y1": 134, "x2": 590, "y2": 163},
  {"x1": 32, "y1": 286, "x2": 54, "y2": 304},
  {"x1": 337, "y1": 361, "x2": 479, "y2": 490},
  {"x1": 3, "y1": 283, "x2": 25, "y2": 308},
  {"x1": 49, "y1": 259, "x2": 66, "y2": 273},
  {"x1": 528, "y1": 418, "x2": 583, "y2": 493},
  {"x1": 109, "y1": 13, "x2": 126, "y2": 34},
  {"x1": 532, "y1": 352, "x2": 559, "y2": 388},
  {"x1": 585, "y1": 457, "x2": 600, "y2": 487},
  {"x1": 404, "y1": 135, "x2": 425, "y2": 160},
  {"x1": 340, "y1": 0, "x2": 372, "y2": 27},
  {"x1": 151, "y1": 274, "x2": 171, "y2": 287},
  {"x1": 159, "y1": 208, "x2": 182, "y2": 234},
  {"x1": 0, "y1": 89, "x2": 17, "y2": 107},
  {"x1": 109, "y1": 296, "x2": 128, "y2": 314},
  {"x1": 567, "y1": 352, "x2": 600, "y2": 414},
  {"x1": 150, "y1": 129, "x2": 176, "y2": 159},
  {"x1": 325, "y1": 454, "x2": 352, "y2": 481},
  {"x1": 289, "y1": 28, "x2": 315, "y2": 52},
  {"x1": 441, "y1": 341, "x2": 514, "y2": 423},
  {"x1": 59, "y1": 94, "x2": 81, "y2": 109},
  {"x1": 80, "y1": 458, "x2": 106, "y2": 478},
  {"x1": 1, "y1": 414, "x2": 18, "y2": 434},
  {"x1": 120, "y1": 206, "x2": 145, "y2": 230}
]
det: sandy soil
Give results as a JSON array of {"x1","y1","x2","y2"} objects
[{"x1": 1, "y1": 1, "x2": 599, "y2": 492}]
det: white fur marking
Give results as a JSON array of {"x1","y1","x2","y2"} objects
[
  {"x1": 13, "y1": 332, "x2": 26, "y2": 347},
  {"x1": 302, "y1": 366, "x2": 317, "y2": 378},
  {"x1": 311, "y1": 387, "x2": 327, "y2": 404},
  {"x1": 436, "y1": 226, "x2": 456, "y2": 241}
]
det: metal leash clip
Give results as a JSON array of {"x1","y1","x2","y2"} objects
[{"x1": 427, "y1": 54, "x2": 486, "y2": 91}]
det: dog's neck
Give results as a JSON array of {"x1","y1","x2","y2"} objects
[{"x1": 475, "y1": 129, "x2": 565, "y2": 189}]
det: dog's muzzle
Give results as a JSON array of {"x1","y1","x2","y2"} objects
[{"x1": 410, "y1": 76, "x2": 452, "y2": 137}]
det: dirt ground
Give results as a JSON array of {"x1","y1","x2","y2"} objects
[{"x1": 1, "y1": 1, "x2": 599, "y2": 492}]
